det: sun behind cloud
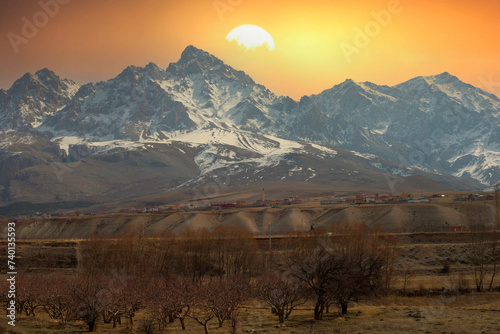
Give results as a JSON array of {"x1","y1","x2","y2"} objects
[{"x1": 226, "y1": 25, "x2": 275, "y2": 51}]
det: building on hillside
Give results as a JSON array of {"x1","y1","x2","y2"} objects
[{"x1": 400, "y1": 193, "x2": 413, "y2": 201}]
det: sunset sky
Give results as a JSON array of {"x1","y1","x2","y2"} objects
[{"x1": 0, "y1": 0, "x2": 499, "y2": 99}]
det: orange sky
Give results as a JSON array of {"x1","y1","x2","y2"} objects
[{"x1": 0, "y1": 0, "x2": 499, "y2": 99}]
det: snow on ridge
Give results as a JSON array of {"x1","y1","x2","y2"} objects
[
  {"x1": 448, "y1": 146, "x2": 500, "y2": 185},
  {"x1": 0, "y1": 132, "x2": 37, "y2": 149},
  {"x1": 51, "y1": 129, "x2": 308, "y2": 179},
  {"x1": 171, "y1": 128, "x2": 306, "y2": 176},
  {"x1": 53, "y1": 136, "x2": 83, "y2": 154},
  {"x1": 352, "y1": 151, "x2": 377, "y2": 160},
  {"x1": 52, "y1": 136, "x2": 144, "y2": 155},
  {"x1": 309, "y1": 143, "x2": 337, "y2": 156},
  {"x1": 357, "y1": 82, "x2": 398, "y2": 102},
  {"x1": 163, "y1": 128, "x2": 303, "y2": 156}
]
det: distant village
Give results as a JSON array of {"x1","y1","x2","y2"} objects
[{"x1": 15, "y1": 192, "x2": 495, "y2": 222}]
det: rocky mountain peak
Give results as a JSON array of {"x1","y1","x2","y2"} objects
[
  {"x1": 167, "y1": 45, "x2": 255, "y2": 85},
  {"x1": 116, "y1": 62, "x2": 166, "y2": 83},
  {"x1": 433, "y1": 71, "x2": 457, "y2": 81},
  {"x1": 35, "y1": 68, "x2": 57, "y2": 81},
  {"x1": 0, "y1": 69, "x2": 79, "y2": 131},
  {"x1": 0, "y1": 89, "x2": 7, "y2": 103},
  {"x1": 117, "y1": 65, "x2": 140, "y2": 79},
  {"x1": 9, "y1": 72, "x2": 38, "y2": 93}
]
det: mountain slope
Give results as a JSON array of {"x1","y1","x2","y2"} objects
[{"x1": 275, "y1": 73, "x2": 500, "y2": 185}]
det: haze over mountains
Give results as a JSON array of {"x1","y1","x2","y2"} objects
[{"x1": 0, "y1": 45, "x2": 498, "y2": 210}]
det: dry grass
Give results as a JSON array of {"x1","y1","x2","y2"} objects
[{"x1": 9, "y1": 293, "x2": 500, "y2": 333}]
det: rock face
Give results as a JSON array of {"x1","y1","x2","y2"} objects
[
  {"x1": 0, "y1": 46, "x2": 498, "y2": 209},
  {"x1": 0, "y1": 69, "x2": 79, "y2": 131}
]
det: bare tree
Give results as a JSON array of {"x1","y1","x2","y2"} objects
[
  {"x1": 78, "y1": 230, "x2": 153, "y2": 276},
  {"x1": 212, "y1": 225, "x2": 258, "y2": 278},
  {"x1": 101, "y1": 273, "x2": 144, "y2": 329},
  {"x1": 16, "y1": 274, "x2": 42, "y2": 316},
  {"x1": 70, "y1": 272, "x2": 109, "y2": 332},
  {"x1": 400, "y1": 267, "x2": 416, "y2": 294},
  {"x1": 78, "y1": 235, "x2": 108, "y2": 273},
  {"x1": 145, "y1": 275, "x2": 194, "y2": 331},
  {"x1": 329, "y1": 223, "x2": 394, "y2": 315},
  {"x1": 150, "y1": 230, "x2": 178, "y2": 276},
  {"x1": 289, "y1": 223, "x2": 397, "y2": 319},
  {"x1": 256, "y1": 272, "x2": 307, "y2": 323},
  {"x1": 469, "y1": 224, "x2": 489, "y2": 292},
  {"x1": 39, "y1": 273, "x2": 77, "y2": 323},
  {"x1": 495, "y1": 184, "x2": 500, "y2": 230},
  {"x1": 468, "y1": 224, "x2": 500, "y2": 292},
  {"x1": 188, "y1": 282, "x2": 215, "y2": 334},
  {"x1": 488, "y1": 237, "x2": 498, "y2": 291},
  {"x1": 204, "y1": 277, "x2": 250, "y2": 328},
  {"x1": 290, "y1": 245, "x2": 344, "y2": 320},
  {"x1": 178, "y1": 229, "x2": 215, "y2": 282}
]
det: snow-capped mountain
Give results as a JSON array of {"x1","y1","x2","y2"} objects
[
  {"x1": 281, "y1": 72, "x2": 500, "y2": 185},
  {"x1": 0, "y1": 69, "x2": 79, "y2": 131},
  {"x1": 0, "y1": 45, "x2": 498, "y2": 209},
  {"x1": 41, "y1": 46, "x2": 288, "y2": 141}
]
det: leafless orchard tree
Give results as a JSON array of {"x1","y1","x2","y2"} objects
[
  {"x1": 290, "y1": 244, "x2": 344, "y2": 320},
  {"x1": 288, "y1": 223, "x2": 397, "y2": 320},
  {"x1": 100, "y1": 273, "x2": 145, "y2": 329},
  {"x1": 188, "y1": 282, "x2": 216, "y2": 334},
  {"x1": 205, "y1": 277, "x2": 251, "y2": 329},
  {"x1": 256, "y1": 271, "x2": 307, "y2": 323},
  {"x1": 144, "y1": 275, "x2": 194, "y2": 331},
  {"x1": 70, "y1": 272, "x2": 110, "y2": 332},
  {"x1": 16, "y1": 273, "x2": 42, "y2": 316},
  {"x1": 39, "y1": 273, "x2": 77, "y2": 323}
]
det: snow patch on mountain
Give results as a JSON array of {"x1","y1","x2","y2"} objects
[
  {"x1": 309, "y1": 143, "x2": 338, "y2": 156},
  {"x1": 352, "y1": 151, "x2": 377, "y2": 160}
]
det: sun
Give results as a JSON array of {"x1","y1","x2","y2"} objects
[{"x1": 226, "y1": 25, "x2": 275, "y2": 51}]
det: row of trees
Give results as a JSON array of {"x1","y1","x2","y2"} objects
[
  {"x1": 1, "y1": 223, "x2": 402, "y2": 332},
  {"x1": 8, "y1": 271, "x2": 304, "y2": 333},
  {"x1": 78, "y1": 225, "x2": 260, "y2": 280}
]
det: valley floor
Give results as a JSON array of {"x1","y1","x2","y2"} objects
[{"x1": 5, "y1": 293, "x2": 500, "y2": 334}]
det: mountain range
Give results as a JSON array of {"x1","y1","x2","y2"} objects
[{"x1": 0, "y1": 45, "x2": 498, "y2": 212}]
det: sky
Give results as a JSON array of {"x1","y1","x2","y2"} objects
[{"x1": 0, "y1": 0, "x2": 499, "y2": 100}]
